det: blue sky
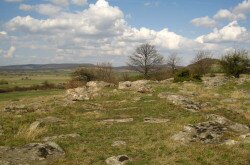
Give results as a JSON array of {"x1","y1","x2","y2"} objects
[{"x1": 0, "y1": 0, "x2": 249, "y2": 66}]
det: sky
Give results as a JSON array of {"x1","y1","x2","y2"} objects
[{"x1": 0, "y1": 0, "x2": 250, "y2": 66}]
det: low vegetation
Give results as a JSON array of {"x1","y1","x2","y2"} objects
[{"x1": 220, "y1": 49, "x2": 250, "y2": 78}]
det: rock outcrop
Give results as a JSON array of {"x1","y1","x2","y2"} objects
[
  {"x1": 158, "y1": 92, "x2": 202, "y2": 112},
  {"x1": 106, "y1": 155, "x2": 130, "y2": 165},
  {"x1": 118, "y1": 80, "x2": 151, "y2": 93},
  {"x1": 0, "y1": 142, "x2": 65, "y2": 165},
  {"x1": 172, "y1": 114, "x2": 249, "y2": 144},
  {"x1": 66, "y1": 81, "x2": 114, "y2": 101}
]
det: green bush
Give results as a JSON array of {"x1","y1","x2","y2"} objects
[
  {"x1": 72, "y1": 68, "x2": 96, "y2": 82},
  {"x1": 220, "y1": 49, "x2": 249, "y2": 78},
  {"x1": 191, "y1": 74, "x2": 202, "y2": 82},
  {"x1": 174, "y1": 69, "x2": 202, "y2": 82},
  {"x1": 174, "y1": 68, "x2": 191, "y2": 82}
]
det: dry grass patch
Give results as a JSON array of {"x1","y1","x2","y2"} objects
[{"x1": 15, "y1": 124, "x2": 48, "y2": 141}]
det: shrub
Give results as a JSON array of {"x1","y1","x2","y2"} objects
[
  {"x1": 174, "y1": 68, "x2": 191, "y2": 82},
  {"x1": 0, "y1": 79, "x2": 8, "y2": 85},
  {"x1": 174, "y1": 69, "x2": 202, "y2": 82},
  {"x1": 72, "y1": 68, "x2": 96, "y2": 82},
  {"x1": 71, "y1": 63, "x2": 116, "y2": 84},
  {"x1": 220, "y1": 49, "x2": 249, "y2": 78},
  {"x1": 96, "y1": 62, "x2": 116, "y2": 83},
  {"x1": 191, "y1": 74, "x2": 202, "y2": 82}
]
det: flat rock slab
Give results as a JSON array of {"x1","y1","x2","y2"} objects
[
  {"x1": 42, "y1": 133, "x2": 81, "y2": 142},
  {"x1": 106, "y1": 155, "x2": 130, "y2": 165},
  {"x1": 102, "y1": 118, "x2": 133, "y2": 123},
  {"x1": 111, "y1": 141, "x2": 126, "y2": 147},
  {"x1": 158, "y1": 93, "x2": 201, "y2": 112},
  {"x1": 144, "y1": 118, "x2": 170, "y2": 123},
  {"x1": 0, "y1": 142, "x2": 65, "y2": 165},
  {"x1": 172, "y1": 114, "x2": 250, "y2": 144}
]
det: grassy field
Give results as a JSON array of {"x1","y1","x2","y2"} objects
[
  {"x1": 0, "y1": 70, "x2": 70, "y2": 90},
  {"x1": 0, "y1": 73, "x2": 249, "y2": 164}
]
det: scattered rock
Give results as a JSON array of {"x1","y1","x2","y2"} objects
[
  {"x1": 229, "y1": 123, "x2": 250, "y2": 133},
  {"x1": 37, "y1": 116, "x2": 64, "y2": 124},
  {"x1": 29, "y1": 116, "x2": 64, "y2": 132},
  {"x1": 203, "y1": 76, "x2": 228, "y2": 87},
  {"x1": 159, "y1": 78, "x2": 174, "y2": 83},
  {"x1": 158, "y1": 93, "x2": 201, "y2": 112},
  {"x1": 111, "y1": 141, "x2": 126, "y2": 147},
  {"x1": 118, "y1": 80, "x2": 151, "y2": 93},
  {"x1": 0, "y1": 142, "x2": 65, "y2": 165},
  {"x1": 172, "y1": 114, "x2": 250, "y2": 144},
  {"x1": 102, "y1": 118, "x2": 134, "y2": 123},
  {"x1": 106, "y1": 155, "x2": 130, "y2": 165},
  {"x1": 144, "y1": 118, "x2": 170, "y2": 123},
  {"x1": 42, "y1": 133, "x2": 81, "y2": 142},
  {"x1": 239, "y1": 133, "x2": 250, "y2": 143},
  {"x1": 66, "y1": 81, "x2": 113, "y2": 101},
  {"x1": 222, "y1": 139, "x2": 238, "y2": 146}
]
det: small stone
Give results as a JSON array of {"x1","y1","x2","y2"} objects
[
  {"x1": 144, "y1": 118, "x2": 169, "y2": 123},
  {"x1": 223, "y1": 139, "x2": 238, "y2": 146},
  {"x1": 111, "y1": 141, "x2": 126, "y2": 147},
  {"x1": 102, "y1": 118, "x2": 133, "y2": 123},
  {"x1": 105, "y1": 155, "x2": 129, "y2": 165},
  {"x1": 229, "y1": 123, "x2": 249, "y2": 133}
]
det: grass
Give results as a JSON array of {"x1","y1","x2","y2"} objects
[
  {"x1": 0, "y1": 70, "x2": 70, "y2": 90},
  {"x1": 0, "y1": 73, "x2": 249, "y2": 164},
  {"x1": 0, "y1": 89, "x2": 63, "y2": 101}
]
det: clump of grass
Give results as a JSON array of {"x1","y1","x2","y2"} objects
[{"x1": 15, "y1": 124, "x2": 47, "y2": 141}]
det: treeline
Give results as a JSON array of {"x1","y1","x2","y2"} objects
[{"x1": 70, "y1": 43, "x2": 249, "y2": 85}]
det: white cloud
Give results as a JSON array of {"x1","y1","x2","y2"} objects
[
  {"x1": 19, "y1": 4, "x2": 63, "y2": 16},
  {"x1": 191, "y1": 16, "x2": 216, "y2": 28},
  {"x1": 3, "y1": 0, "x2": 249, "y2": 65},
  {"x1": 71, "y1": 0, "x2": 87, "y2": 6},
  {"x1": 0, "y1": 31, "x2": 7, "y2": 36},
  {"x1": 233, "y1": 0, "x2": 250, "y2": 13},
  {"x1": 196, "y1": 21, "x2": 248, "y2": 43},
  {"x1": 49, "y1": 0, "x2": 87, "y2": 6},
  {"x1": 4, "y1": 0, "x2": 22, "y2": 2},
  {"x1": 213, "y1": 9, "x2": 246, "y2": 21},
  {"x1": 4, "y1": 46, "x2": 16, "y2": 58}
]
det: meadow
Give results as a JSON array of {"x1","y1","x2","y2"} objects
[{"x1": 0, "y1": 70, "x2": 249, "y2": 165}]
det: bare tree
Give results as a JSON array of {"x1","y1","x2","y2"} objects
[
  {"x1": 127, "y1": 43, "x2": 164, "y2": 78},
  {"x1": 166, "y1": 52, "x2": 181, "y2": 74},
  {"x1": 96, "y1": 62, "x2": 114, "y2": 82},
  {"x1": 191, "y1": 50, "x2": 213, "y2": 75}
]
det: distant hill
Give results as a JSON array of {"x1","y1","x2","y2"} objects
[
  {"x1": 187, "y1": 58, "x2": 220, "y2": 69},
  {"x1": 0, "y1": 63, "x2": 95, "y2": 71}
]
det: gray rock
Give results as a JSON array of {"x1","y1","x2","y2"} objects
[
  {"x1": 111, "y1": 141, "x2": 126, "y2": 147},
  {"x1": 118, "y1": 80, "x2": 151, "y2": 93},
  {"x1": 42, "y1": 133, "x2": 81, "y2": 142},
  {"x1": 37, "y1": 116, "x2": 64, "y2": 124},
  {"x1": 222, "y1": 139, "x2": 238, "y2": 146},
  {"x1": 106, "y1": 155, "x2": 129, "y2": 165},
  {"x1": 144, "y1": 118, "x2": 170, "y2": 123},
  {"x1": 240, "y1": 133, "x2": 250, "y2": 143},
  {"x1": 102, "y1": 118, "x2": 133, "y2": 123},
  {"x1": 66, "y1": 81, "x2": 113, "y2": 101},
  {"x1": 172, "y1": 115, "x2": 250, "y2": 144},
  {"x1": 158, "y1": 93, "x2": 201, "y2": 112},
  {"x1": 0, "y1": 142, "x2": 64, "y2": 165},
  {"x1": 229, "y1": 123, "x2": 249, "y2": 133}
]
